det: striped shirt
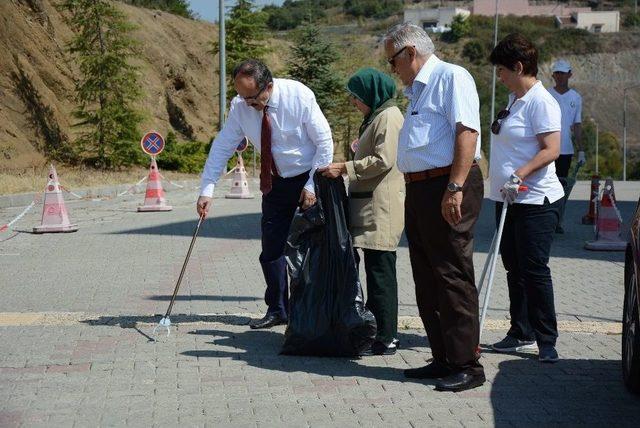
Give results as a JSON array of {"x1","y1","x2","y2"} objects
[{"x1": 397, "y1": 55, "x2": 482, "y2": 173}]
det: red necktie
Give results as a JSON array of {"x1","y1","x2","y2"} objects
[{"x1": 260, "y1": 106, "x2": 277, "y2": 194}]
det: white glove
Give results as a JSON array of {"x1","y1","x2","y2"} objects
[
  {"x1": 500, "y1": 174, "x2": 522, "y2": 205},
  {"x1": 577, "y1": 151, "x2": 586, "y2": 166}
]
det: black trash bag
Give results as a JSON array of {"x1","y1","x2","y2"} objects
[{"x1": 281, "y1": 173, "x2": 376, "y2": 357}]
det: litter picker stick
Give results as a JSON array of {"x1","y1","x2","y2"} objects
[
  {"x1": 478, "y1": 185, "x2": 528, "y2": 341},
  {"x1": 153, "y1": 213, "x2": 206, "y2": 337},
  {"x1": 479, "y1": 202, "x2": 508, "y2": 340}
]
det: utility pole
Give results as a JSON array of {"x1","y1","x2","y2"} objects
[
  {"x1": 218, "y1": 0, "x2": 226, "y2": 130},
  {"x1": 591, "y1": 118, "x2": 599, "y2": 175},
  {"x1": 623, "y1": 84, "x2": 640, "y2": 181},
  {"x1": 489, "y1": 0, "x2": 500, "y2": 147}
]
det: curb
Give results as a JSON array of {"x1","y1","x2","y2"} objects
[{"x1": 0, "y1": 312, "x2": 622, "y2": 334}]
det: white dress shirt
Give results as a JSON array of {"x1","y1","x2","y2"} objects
[
  {"x1": 489, "y1": 81, "x2": 564, "y2": 205},
  {"x1": 548, "y1": 87, "x2": 582, "y2": 155},
  {"x1": 200, "y1": 78, "x2": 333, "y2": 197},
  {"x1": 397, "y1": 55, "x2": 482, "y2": 173}
]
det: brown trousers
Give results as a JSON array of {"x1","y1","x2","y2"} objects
[{"x1": 404, "y1": 165, "x2": 484, "y2": 375}]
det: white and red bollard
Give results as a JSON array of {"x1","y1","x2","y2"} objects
[
  {"x1": 138, "y1": 157, "x2": 172, "y2": 212},
  {"x1": 33, "y1": 164, "x2": 78, "y2": 233},
  {"x1": 225, "y1": 154, "x2": 254, "y2": 199},
  {"x1": 585, "y1": 178, "x2": 626, "y2": 251}
]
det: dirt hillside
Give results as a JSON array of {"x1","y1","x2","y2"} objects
[{"x1": 0, "y1": 0, "x2": 219, "y2": 171}]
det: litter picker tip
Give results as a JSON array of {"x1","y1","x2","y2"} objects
[{"x1": 153, "y1": 212, "x2": 206, "y2": 339}]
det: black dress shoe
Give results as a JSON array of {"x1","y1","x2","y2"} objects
[
  {"x1": 435, "y1": 371, "x2": 485, "y2": 392},
  {"x1": 404, "y1": 361, "x2": 451, "y2": 379},
  {"x1": 360, "y1": 340, "x2": 398, "y2": 356},
  {"x1": 249, "y1": 313, "x2": 286, "y2": 329}
]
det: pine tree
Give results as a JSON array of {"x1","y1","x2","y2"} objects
[
  {"x1": 286, "y1": 22, "x2": 343, "y2": 114},
  {"x1": 286, "y1": 22, "x2": 346, "y2": 158},
  {"x1": 60, "y1": 0, "x2": 143, "y2": 169}
]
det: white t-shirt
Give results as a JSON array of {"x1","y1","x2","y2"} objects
[
  {"x1": 489, "y1": 81, "x2": 564, "y2": 205},
  {"x1": 548, "y1": 87, "x2": 582, "y2": 155}
]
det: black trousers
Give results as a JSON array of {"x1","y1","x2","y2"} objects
[
  {"x1": 555, "y1": 154, "x2": 573, "y2": 178},
  {"x1": 354, "y1": 248, "x2": 398, "y2": 345},
  {"x1": 260, "y1": 172, "x2": 308, "y2": 319},
  {"x1": 404, "y1": 166, "x2": 484, "y2": 375},
  {"x1": 496, "y1": 198, "x2": 561, "y2": 346}
]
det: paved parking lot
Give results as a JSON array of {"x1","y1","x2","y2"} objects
[{"x1": 0, "y1": 179, "x2": 638, "y2": 426}]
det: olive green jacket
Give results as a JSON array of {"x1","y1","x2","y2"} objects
[{"x1": 345, "y1": 106, "x2": 405, "y2": 251}]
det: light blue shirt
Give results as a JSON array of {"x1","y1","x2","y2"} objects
[
  {"x1": 398, "y1": 55, "x2": 482, "y2": 173},
  {"x1": 200, "y1": 78, "x2": 334, "y2": 197}
]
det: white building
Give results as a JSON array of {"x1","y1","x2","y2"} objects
[
  {"x1": 568, "y1": 11, "x2": 620, "y2": 33},
  {"x1": 404, "y1": 7, "x2": 471, "y2": 33}
]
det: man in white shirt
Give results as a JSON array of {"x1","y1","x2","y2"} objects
[
  {"x1": 197, "y1": 60, "x2": 333, "y2": 329},
  {"x1": 549, "y1": 59, "x2": 584, "y2": 233},
  {"x1": 383, "y1": 23, "x2": 485, "y2": 392}
]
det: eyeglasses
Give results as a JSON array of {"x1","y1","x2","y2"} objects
[
  {"x1": 387, "y1": 46, "x2": 409, "y2": 67},
  {"x1": 243, "y1": 84, "x2": 268, "y2": 103},
  {"x1": 491, "y1": 99, "x2": 516, "y2": 135}
]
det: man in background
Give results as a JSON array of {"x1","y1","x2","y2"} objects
[{"x1": 548, "y1": 59, "x2": 584, "y2": 234}]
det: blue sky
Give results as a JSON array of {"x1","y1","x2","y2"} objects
[{"x1": 187, "y1": 0, "x2": 284, "y2": 22}]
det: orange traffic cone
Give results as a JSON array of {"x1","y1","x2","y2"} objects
[
  {"x1": 225, "y1": 154, "x2": 254, "y2": 199},
  {"x1": 581, "y1": 175, "x2": 600, "y2": 225},
  {"x1": 137, "y1": 157, "x2": 172, "y2": 212},
  {"x1": 585, "y1": 179, "x2": 626, "y2": 251},
  {"x1": 33, "y1": 165, "x2": 78, "y2": 233}
]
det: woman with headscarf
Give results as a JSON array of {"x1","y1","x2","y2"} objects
[{"x1": 319, "y1": 68, "x2": 405, "y2": 355}]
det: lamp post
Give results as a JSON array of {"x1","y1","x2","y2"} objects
[
  {"x1": 623, "y1": 84, "x2": 640, "y2": 181},
  {"x1": 590, "y1": 118, "x2": 599, "y2": 175},
  {"x1": 218, "y1": 0, "x2": 226, "y2": 130},
  {"x1": 489, "y1": 0, "x2": 500, "y2": 145}
]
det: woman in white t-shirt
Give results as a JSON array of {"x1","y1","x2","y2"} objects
[{"x1": 488, "y1": 33, "x2": 564, "y2": 363}]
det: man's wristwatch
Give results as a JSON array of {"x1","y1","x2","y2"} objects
[
  {"x1": 509, "y1": 174, "x2": 522, "y2": 185},
  {"x1": 447, "y1": 182, "x2": 463, "y2": 193}
]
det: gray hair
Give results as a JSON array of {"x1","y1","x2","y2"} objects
[
  {"x1": 383, "y1": 23, "x2": 435, "y2": 59},
  {"x1": 232, "y1": 59, "x2": 273, "y2": 89}
]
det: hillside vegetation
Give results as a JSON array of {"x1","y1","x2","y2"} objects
[{"x1": 1, "y1": 0, "x2": 639, "y2": 182}]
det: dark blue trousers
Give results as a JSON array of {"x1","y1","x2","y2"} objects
[
  {"x1": 496, "y1": 198, "x2": 561, "y2": 346},
  {"x1": 260, "y1": 172, "x2": 308, "y2": 319}
]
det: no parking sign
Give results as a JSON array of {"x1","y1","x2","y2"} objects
[{"x1": 140, "y1": 131, "x2": 165, "y2": 156}]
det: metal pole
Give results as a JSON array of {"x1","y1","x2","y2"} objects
[
  {"x1": 595, "y1": 120, "x2": 599, "y2": 175},
  {"x1": 489, "y1": 0, "x2": 500, "y2": 146},
  {"x1": 252, "y1": 146, "x2": 256, "y2": 177},
  {"x1": 623, "y1": 88, "x2": 627, "y2": 182},
  {"x1": 218, "y1": 0, "x2": 226, "y2": 130}
]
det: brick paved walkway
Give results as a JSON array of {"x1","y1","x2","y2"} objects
[{"x1": 0, "y1": 179, "x2": 638, "y2": 426}]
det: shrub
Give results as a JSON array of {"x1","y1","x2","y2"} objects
[{"x1": 462, "y1": 40, "x2": 486, "y2": 64}]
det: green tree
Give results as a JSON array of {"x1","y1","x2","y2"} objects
[
  {"x1": 286, "y1": 23, "x2": 343, "y2": 113},
  {"x1": 212, "y1": 0, "x2": 270, "y2": 99},
  {"x1": 344, "y1": 0, "x2": 402, "y2": 19},
  {"x1": 443, "y1": 14, "x2": 471, "y2": 43},
  {"x1": 286, "y1": 22, "x2": 347, "y2": 158},
  {"x1": 264, "y1": 0, "x2": 330, "y2": 31},
  {"x1": 578, "y1": 121, "x2": 623, "y2": 179},
  {"x1": 60, "y1": 0, "x2": 143, "y2": 169}
]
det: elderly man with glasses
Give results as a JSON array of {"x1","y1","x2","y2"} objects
[
  {"x1": 383, "y1": 23, "x2": 485, "y2": 392},
  {"x1": 197, "y1": 59, "x2": 333, "y2": 330}
]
